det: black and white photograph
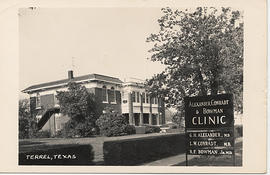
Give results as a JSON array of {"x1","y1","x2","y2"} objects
[
  {"x1": 0, "y1": 0, "x2": 267, "y2": 173},
  {"x1": 18, "y1": 6, "x2": 243, "y2": 166}
]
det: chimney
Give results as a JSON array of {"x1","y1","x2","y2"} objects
[{"x1": 68, "y1": 70, "x2": 74, "y2": 79}]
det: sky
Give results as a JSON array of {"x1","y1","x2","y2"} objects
[{"x1": 19, "y1": 8, "x2": 166, "y2": 98}]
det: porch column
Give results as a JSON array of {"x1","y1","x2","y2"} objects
[
  {"x1": 161, "y1": 98, "x2": 165, "y2": 125},
  {"x1": 149, "y1": 96, "x2": 153, "y2": 125},
  {"x1": 157, "y1": 97, "x2": 160, "y2": 126},
  {"x1": 128, "y1": 92, "x2": 134, "y2": 125},
  {"x1": 139, "y1": 93, "x2": 143, "y2": 126}
]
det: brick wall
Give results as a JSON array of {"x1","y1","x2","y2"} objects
[
  {"x1": 94, "y1": 87, "x2": 122, "y2": 113},
  {"x1": 40, "y1": 94, "x2": 55, "y2": 109}
]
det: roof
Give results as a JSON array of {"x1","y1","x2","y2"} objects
[{"x1": 22, "y1": 73, "x2": 123, "y2": 93}]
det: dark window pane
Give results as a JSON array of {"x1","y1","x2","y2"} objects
[
  {"x1": 142, "y1": 92, "x2": 145, "y2": 103},
  {"x1": 102, "y1": 86, "x2": 107, "y2": 102},
  {"x1": 109, "y1": 87, "x2": 116, "y2": 102},
  {"x1": 136, "y1": 92, "x2": 140, "y2": 102},
  {"x1": 132, "y1": 91, "x2": 136, "y2": 102},
  {"x1": 146, "y1": 94, "x2": 149, "y2": 103}
]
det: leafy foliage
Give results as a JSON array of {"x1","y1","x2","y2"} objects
[
  {"x1": 142, "y1": 124, "x2": 161, "y2": 133},
  {"x1": 19, "y1": 99, "x2": 37, "y2": 139},
  {"x1": 56, "y1": 82, "x2": 99, "y2": 137},
  {"x1": 34, "y1": 130, "x2": 51, "y2": 138},
  {"x1": 146, "y1": 7, "x2": 243, "y2": 113},
  {"x1": 171, "y1": 111, "x2": 185, "y2": 128},
  {"x1": 96, "y1": 107, "x2": 136, "y2": 137}
]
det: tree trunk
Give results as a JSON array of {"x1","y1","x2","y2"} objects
[
  {"x1": 210, "y1": 79, "x2": 219, "y2": 95},
  {"x1": 196, "y1": 68, "x2": 207, "y2": 96},
  {"x1": 210, "y1": 69, "x2": 219, "y2": 95}
]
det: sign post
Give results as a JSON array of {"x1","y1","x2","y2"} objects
[{"x1": 184, "y1": 94, "x2": 235, "y2": 166}]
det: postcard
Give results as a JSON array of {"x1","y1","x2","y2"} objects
[{"x1": 0, "y1": 0, "x2": 267, "y2": 173}]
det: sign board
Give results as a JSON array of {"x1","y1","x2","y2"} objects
[
  {"x1": 184, "y1": 94, "x2": 235, "y2": 165},
  {"x1": 184, "y1": 94, "x2": 234, "y2": 129}
]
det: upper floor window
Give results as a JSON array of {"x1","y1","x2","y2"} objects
[
  {"x1": 109, "y1": 87, "x2": 116, "y2": 103},
  {"x1": 36, "y1": 92, "x2": 41, "y2": 108},
  {"x1": 136, "y1": 92, "x2": 140, "y2": 103},
  {"x1": 132, "y1": 91, "x2": 136, "y2": 102},
  {"x1": 146, "y1": 94, "x2": 149, "y2": 103},
  {"x1": 153, "y1": 97, "x2": 157, "y2": 104},
  {"x1": 142, "y1": 92, "x2": 145, "y2": 103},
  {"x1": 102, "y1": 85, "x2": 108, "y2": 102}
]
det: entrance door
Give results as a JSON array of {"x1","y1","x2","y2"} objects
[
  {"x1": 152, "y1": 114, "x2": 157, "y2": 125},
  {"x1": 143, "y1": 114, "x2": 149, "y2": 124},
  {"x1": 134, "y1": 113, "x2": 139, "y2": 126}
]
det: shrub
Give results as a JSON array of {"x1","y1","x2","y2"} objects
[
  {"x1": 171, "y1": 111, "x2": 185, "y2": 128},
  {"x1": 124, "y1": 125, "x2": 136, "y2": 135},
  {"x1": 135, "y1": 126, "x2": 146, "y2": 134},
  {"x1": 19, "y1": 99, "x2": 37, "y2": 139},
  {"x1": 144, "y1": 124, "x2": 161, "y2": 133},
  {"x1": 56, "y1": 82, "x2": 100, "y2": 138},
  {"x1": 103, "y1": 133, "x2": 186, "y2": 165},
  {"x1": 34, "y1": 130, "x2": 51, "y2": 138},
  {"x1": 96, "y1": 107, "x2": 135, "y2": 137},
  {"x1": 19, "y1": 117, "x2": 30, "y2": 139}
]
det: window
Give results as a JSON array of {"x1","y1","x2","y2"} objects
[
  {"x1": 146, "y1": 94, "x2": 149, "y2": 103},
  {"x1": 132, "y1": 91, "x2": 136, "y2": 102},
  {"x1": 36, "y1": 92, "x2": 41, "y2": 108},
  {"x1": 109, "y1": 87, "x2": 116, "y2": 103},
  {"x1": 154, "y1": 97, "x2": 157, "y2": 104},
  {"x1": 142, "y1": 92, "x2": 145, "y2": 103},
  {"x1": 136, "y1": 92, "x2": 140, "y2": 103},
  {"x1": 102, "y1": 85, "x2": 108, "y2": 102}
]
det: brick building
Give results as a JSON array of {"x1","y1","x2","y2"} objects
[{"x1": 22, "y1": 71, "x2": 165, "y2": 136}]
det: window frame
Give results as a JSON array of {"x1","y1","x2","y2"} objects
[
  {"x1": 142, "y1": 92, "x2": 146, "y2": 103},
  {"x1": 102, "y1": 85, "x2": 108, "y2": 103},
  {"x1": 36, "y1": 92, "x2": 41, "y2": 109},
  {"x1": 110, "y1": 87, "x2": 117, "y2": 104},
  {"x1": 136, "y1": 91, "x2": 140, "y2": 103},
  {"x1": 132, "y1": 91, "x2": 136, "y2": 103},
  {"x1": 146, "y1": 93, "x2": 149, "y2": 103}
]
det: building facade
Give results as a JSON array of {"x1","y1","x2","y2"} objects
[{"x1": 22, "y1": 71, "x2": 165, "y2": 136}]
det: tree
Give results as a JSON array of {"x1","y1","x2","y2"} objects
[
  {"x1": 146, "y1": 7, "x2": 243, "y2": 113},
  {"x1": 19, "y1": 99, "x2": 36, "y2": 139},
  {"x1": 171, "y1": 109, "x2": 185, "y2": 128},
  {"x1": 56, "y1": 82, "x2": 99, "y2": 137},
  {"x1": 96, "y1": 107, "x2": 135, "y2": 137}
]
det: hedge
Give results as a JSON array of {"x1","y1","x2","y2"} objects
[
  {"x1": 96, "y1": 108, "x2": 136, "y2": 137},
  {"x1": 144, "y1": 125, "x2": 161, "y2": 134},
  {"x1": 103, "y1": 133, "x2": 185, "y2": 165},
  {"x1": 135, "y1": 126, "x2": 146, "y2": 134},
  {"x1": 19, "y1": 144, "x2": 94, "y2": 165}
]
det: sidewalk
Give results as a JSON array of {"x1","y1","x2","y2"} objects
[
  {"x1": 142, "y1": 153, "x2": 189, "y2": 166},
  {"x1": 142, "y1": 137, "x2": 242, "y2": 166}
]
